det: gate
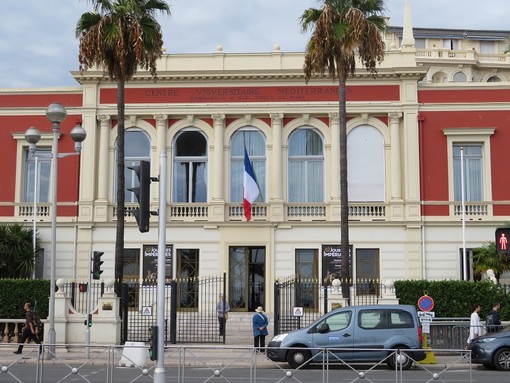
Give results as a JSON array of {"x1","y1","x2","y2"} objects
[
  {"x1": 274, "y1": 276, "x2": 327, "y2": 335},
  {"x1": 121, "y1": 274, "x2": 226, "y2": 344}
]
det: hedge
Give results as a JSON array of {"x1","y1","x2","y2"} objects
[
  {"x1": 0, "y1": 279, "x2": 50, "y2": 319},
  {"x1": 394, "y1": 279, "x2": 510, "y2": 320}
]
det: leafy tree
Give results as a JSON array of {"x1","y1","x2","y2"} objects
[
  {"x1": 76, "y1": 0, "x2": 170, "y2": 285},
  {"x1": 0, "y1": 223, "x2": 39, "y2": 278},
  {"x1": 473, "y1": 241, "x2": 510, "y2": 283},
  {"x1": 300, "y1": 0, "x2": 386, "y2": 283}
]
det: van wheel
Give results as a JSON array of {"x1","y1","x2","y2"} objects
[
  {"x1": 387, "y1": 348, "x2": 413, "y2": 370},
  {"x1": 287, "y1": 348, "x2": 311, "y2": 369},
  {"x1": 493, "y1": 348, "x2": 510, "y2": 371}
]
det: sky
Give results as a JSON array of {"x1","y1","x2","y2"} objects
[{"x1": 1, "y1": 0, "x2": 509, "y2": 89}]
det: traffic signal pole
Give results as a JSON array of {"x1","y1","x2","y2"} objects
[
  {"x1": 154, "y1": 151, "x2": 167, "y2": 383},
  {"x1": 85, "y1": 251, "x2": 93, "y2": 358}
]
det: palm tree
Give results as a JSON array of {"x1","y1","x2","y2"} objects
[
  {"x1": 76, "y1": 0, "x2": 170, "y2": 285},
  {"x1": 473, "y1": 242, "x2": 510, "y2": 283},
  {"x1": 0, "y1": 223, "x2": 39, "y2": 278},
  {"x1": 300, "y1": 0, "x2": 386, "y2": 286}
]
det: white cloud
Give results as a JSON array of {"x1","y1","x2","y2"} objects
[{"x1": 0, "y1": 0, "x2": 509, "y2": 88}]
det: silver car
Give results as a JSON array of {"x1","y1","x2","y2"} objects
[{"x1": 267, "y1": 304, "x2": 426, "y2": 369}]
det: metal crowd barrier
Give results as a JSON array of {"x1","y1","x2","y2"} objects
[{"x1": 0, "y1": 343, "x2": 473, "y2": 383}]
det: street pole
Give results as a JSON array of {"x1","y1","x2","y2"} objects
[
  {"x1": 47, "y1": 112, "x2": 61, "y2": 357},
  {"x1": 32, "y1": 155, "x2": 38, "y2": 279},
  {"x1": 85, "y1": 253, "x2": 93, "y2": 358},
  {"x1": 154, "y1": 150, "x2": 167, "y2": 383},
  {"x1": 25, "y1": 103, "x2": 87, "y2": 359}
]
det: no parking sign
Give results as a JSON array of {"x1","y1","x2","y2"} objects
[{"x1": 417, "y1": 295, "x2": 435, "y2": 312}]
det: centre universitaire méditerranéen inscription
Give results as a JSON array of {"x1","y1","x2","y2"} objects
[{"x1": 100, "y1": 85, "x2": 399, "y2": 104}]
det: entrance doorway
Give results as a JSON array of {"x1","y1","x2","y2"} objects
[{"x1": 228, "y1": 246, "x2": 265, "y2": 311}]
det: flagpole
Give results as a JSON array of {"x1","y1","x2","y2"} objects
[{"x1": 461, "y1": 147, "x2": 467, "y2": 280}]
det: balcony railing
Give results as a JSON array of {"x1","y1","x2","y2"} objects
[
  {"x1": 348, "y1": 203, "x2": 386, "y2": 219},
  {"x1": 453, "y1": 202, "x2": 488, "y2": 217}
]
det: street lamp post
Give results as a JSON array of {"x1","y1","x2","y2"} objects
[{"x1": 25, "y1": 102, "x2": 86, "y2": 358}]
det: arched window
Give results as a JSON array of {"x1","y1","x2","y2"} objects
[
  {"x1": 347, "y1": 125, "x2": 385, "y2": 201},
  {"x1": 487, "y1": 76, "x2": 502, "y2": 83},
  {"x1": 230, "y1": 129, "x2": 265, "y2": 202},
  {"x1": 287, "y1": 128, "x2": 324, "y2": 202},
  {"x1": 115, "y1": 129, "x2": 151, "y2": 202},
  {"x1": 172, "y1": 130, "x2": 208, "y2": 203},
  {"x1": 453, "y1": 71, "x2": 467, "y2": 82}
]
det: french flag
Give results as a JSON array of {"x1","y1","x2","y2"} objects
[{"x1": 243, "y1": 148, "x2": 260, "y2": 221}]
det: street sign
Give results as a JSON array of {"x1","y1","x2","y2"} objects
[
  {"x1": 293, "y1": 307, "x2": 304, "y2": 317},
  {"x1": 417, "y1": 295, "x2": 435, "y2": 312},
  {"x1": 421, "y1": 322, "x2": 431, "y2": 334},
  {"x1": 418, "y1": 311, "x2": 435, "y2": 318}
]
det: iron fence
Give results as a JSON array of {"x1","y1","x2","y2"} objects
[{"x1": 273, "y1": 278, "x2": 391, "y2": 335}]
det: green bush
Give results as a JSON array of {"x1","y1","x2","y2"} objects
[
  {"x1": 394, "y1": 279, "x2": 510, "y2": 320},
  {"x1": 0, "y1": 279, "x2": 50, "y2": 318}
]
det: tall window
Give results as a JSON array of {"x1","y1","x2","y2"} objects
[
  {"x1": 230, "y1": 129, "x2": 265, "y2": 202},
  {"x1": 443, "y1": 39, "x2": 459, "y2": 50},
  {"x1": 173, "y1": 130, "x2": 208, "y2": 203},
  {"x1": 296, "y1": 249, "x2": 318, "y2": 309},
  {"x1": 356, "y1": 248, "x2": 380, "y2": 295},
  {"x1": 177, "y1": 249, "x2": 199, "y2": 309},
  {"x1": 453, "y1": 144, "x2": 483, "y2": 201},
  {"x1": 288, "y1": 128, "x2": 324, "y2": 202},
  {"x1": 115, "y1": 129, "x2": 151, "y2": 202},
  {"x1": 347, "y1": 125, "x2": 385, "y2": 201},
  {"x1": 24, "y1": 149, "x2": 51, "y2": 202}
]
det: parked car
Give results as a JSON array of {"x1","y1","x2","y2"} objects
[
  {"x1": 468, "y1": 326, "x2": 510, "y2": 370},
  {"x1": 267, "y1": 304, "x2": 426, "y2": 369}
]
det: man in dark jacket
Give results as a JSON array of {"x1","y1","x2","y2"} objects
[
  {"x1": 487, "y1": 302, "x2": 502, "y2": 333},
  {"x1": 13, "y1": 302, "x2": 41, "y2": 354}
]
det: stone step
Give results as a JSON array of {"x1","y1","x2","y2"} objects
[{"x1": 224, "y1": 313, "x2": 273, "y2": 345}]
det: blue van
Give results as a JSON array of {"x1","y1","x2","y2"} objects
[{"x1": 267, "y1": 304, "x2": 425, "y2": 369}]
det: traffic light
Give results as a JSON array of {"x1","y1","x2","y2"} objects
[
  {"x1": 84, "y1": 313, "x2": 92, "y2": 327},
  {"x1": 495, "y1": 228, "x2": 510, "y2": 254},
  {"x1": 128, "y1": 160, "x2": 151, "y2": 233},
  {"x1": 149, "y1": 325, "x2": 158, "y2": 361},
  {"x1": 92, "y1": 251, "x2": 104, "y2": 280}
]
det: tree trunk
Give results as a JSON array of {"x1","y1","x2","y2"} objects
[
  {"x1": 114, "y1": 80, "x2": 126, "y2": 287},
  {"x1": 338, "y1": 74, "x2": 351, "y2": 294}
]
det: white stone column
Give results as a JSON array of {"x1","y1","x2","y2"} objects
[
  {"x1": 97, "y1": 115, "x2": 111, "y2": 201},
  {"x1": 389, "y1": 112, "x2": 403, "y2": 201},
  {"x1": 329, "y1": 113, "x2": 340, "y2": 201},
  {"x1": 212, "y1": 114, "x2": 225, "y2": 201},
  {"x1": 154, "y1": 115, "x2": 168, "y2": 208},
  {"x1": 154, "y1": 114, "x2": 168, "y2": 153},
  {"x1": 270, "y1": 113, "x2": 283, "y2": 201}
]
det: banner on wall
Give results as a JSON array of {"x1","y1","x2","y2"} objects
[
  {"x1": 321, "y1": 244, "x2": 352, "y2": 286},
  {"x1": 142, "y1": 244, "x2": 173, "y2": 280}
]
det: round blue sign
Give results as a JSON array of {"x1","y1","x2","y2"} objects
[{"x1": 417, "y1": 295, "x2": 434, "y2": 312}]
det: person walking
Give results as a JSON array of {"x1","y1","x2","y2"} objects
[
  {"x1": 13, "y1": 302, "x2": 41, "y2": 354},
  {"x1": 217, "y1": 294, "x2": 230, "y2": 336},
  {"x1": 252, "y1": 306, "x2": 269, "y2": 353},
  {"x1": 467, "y1": 303, "x2": 482, "y2": 344},
  {"x1": 487, "y1": 302, "x2": 502, "y2": 333}
]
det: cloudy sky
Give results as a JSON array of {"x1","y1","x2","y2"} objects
[{"x1": 1, "y1": 0, "x2": 509, "y2": 89}]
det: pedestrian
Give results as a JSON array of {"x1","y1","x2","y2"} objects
[
  {"x1": 486, "y1": 302, "x2": 502, "y2": 333},
  {"x1": 217, "y1": 294, "x2": 230, "y2": 336},
  {"x1": 252, "y1": 306, "x2": 269, "y2": 353},
  {"x1": 467, "y1": 303, "x2": 482, "y2": 344},
  {"x1": 13, "y1": 302, "x2": 41, "y2": 354}
]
